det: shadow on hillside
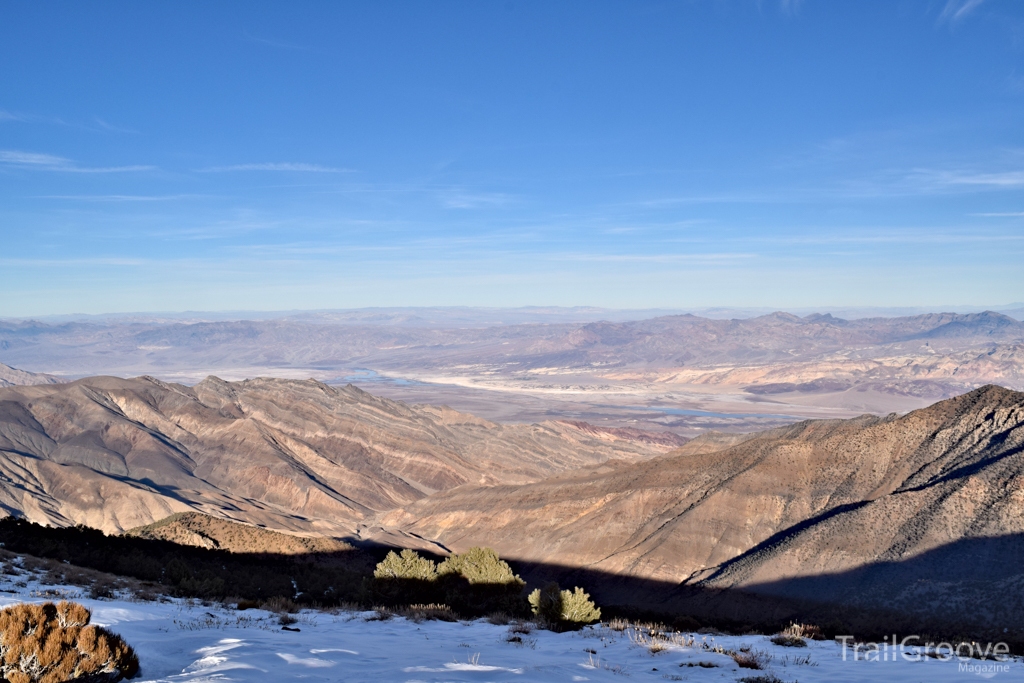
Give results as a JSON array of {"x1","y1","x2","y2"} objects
[
  {"x1": 512, "y1": 533, "x2": 1024, "y2": 645},
  {"x1": 1, "y1": 519, "x2": 1021, "y2": 648}
]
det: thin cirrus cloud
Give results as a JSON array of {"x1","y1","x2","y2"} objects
[
  {"x1": 198, "y1": 162, "x2": 352, "y2": 173},
  {"x1": 440, "y1": 191, "x2": 515, "y2": 209},
  {"x1": 906, "y1": 168, "x2": 1024, "y2": 191},
  {"x1": 36, "y1": 194, "x2": 209, "y2": 202},
  {"x1": 0, "y1": 150, "x2": 154, "y2": 173},
  {"x1": 934, "y1": 171, "x2": 1024, "y2": 187},
  {"x1": 939, "y1": 0, "x2": 986, "y2": 23}
]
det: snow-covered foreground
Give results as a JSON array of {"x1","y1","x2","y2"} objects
[{"x1": 0, "y1": 578, "x2": 1019, "y2": 682}]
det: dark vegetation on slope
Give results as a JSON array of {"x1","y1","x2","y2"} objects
[
  {"x1": 0, "y1": 518, "x2": 372, "y2": 606},
  {"x1": 0, "y1": 519, "x2": 543, "y2": 620},
  {"x1": 1, "y1": 517, "x2": 1021, "y2": 653}
]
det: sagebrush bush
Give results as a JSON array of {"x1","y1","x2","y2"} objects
[
  {"x1": 438, "y1": 548, "x2": 525, "y2": 615},
  {"x1": 373, "y1": 550, "x2": 438, "y2": 582},
  {"x1": 527, "y1": 582, "x2": 562, "y2": 623},
  {"x1": 0, "y1": 601, "x2": 139, "y2": 683},
  {"x1": 371, "y1": 547, "x2": 526, "y2": 615},
  {"x1": 528, "y1": 582, "x2": 601, "y2": 629},
  {"x1": 560, "y1": 587, "x2": 601, "y2": 624},
  {"x1": 437, "y1": 547, "x2": 520, "y2": 585},
  {"x1": 371, "y1": 549, "x2": 440, "y2": 605}
]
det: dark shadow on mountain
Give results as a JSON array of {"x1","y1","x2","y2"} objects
[
  {"x1": 704, "y1": 533, "x2": 1024, "y2": 642},
  {"x1": 695, "y1": 500, "x2": 873, "y2": 584},
  {"x1": 1, "y1": 518, "x2": 1021, "y2": 650}
]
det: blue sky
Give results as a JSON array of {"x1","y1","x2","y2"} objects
[{"x1": 2, "y1": 0, "x2": 1024, "y2": 316}]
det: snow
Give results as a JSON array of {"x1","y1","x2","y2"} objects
[{"x1": 0, "y1": 573, "x2": 1019, "y2": 682}]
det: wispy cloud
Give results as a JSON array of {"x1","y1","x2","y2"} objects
[
  {"x1": 92, "y1": 118, "x2": 140, "y2": 135},
  {"x1": 0, "y1": 108, "x2": 139, "y2": 134},
  {"x1": 241, "y1": 30, "x2": 318, "y2": 53},
  {"x1": 556, "y1": 251, "x2": 757, "y2": 264},
  {"x1": 0, "y1": 257, "x2": 150, "y2": 267},
  {"x1": 939, "y1": 0, "x2": 985, "y2": 23},
  {"x1": 36, "y1": 194, "x2": 208, "y2": 202},
  {"x1": 973, "y1": 211, "x2": 1024, "y2": 217},
  {"x1": 0, "y1": 150, "x2": 68, "y2": 166},
  {"x1": 0, "y1": 149, "x2": 154, "y2": 173},
  {"x1": 779, "y1": 0, "x2": 804, "y2": 15},
  {"x1": 918, "y1": 169, "x2": 1024, "y2": 188},
  {"x1": 440, "y1": 191, "x2": 515, "y2": 209},
  {"x1": 199, "y1": 162, "x2": 351, "y2": 173}
]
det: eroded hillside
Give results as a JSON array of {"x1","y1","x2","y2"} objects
[
  {"x1": 0, "y1": 376, "x2": 673, "y2": 534},
  {"x1": 379, "y1": 385, "x2": 1024, "y2": 624}
]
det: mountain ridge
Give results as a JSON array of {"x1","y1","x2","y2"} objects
[
  {"x1": 0, "y1": 375, "x2": 674, "y2": 534},
  {"x1": 380, "y1": 385, "x2": 1024, "y2": 600}
]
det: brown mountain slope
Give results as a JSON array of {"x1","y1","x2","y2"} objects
[
  {"x1": 380, "y1": 385, "x2": 1024, "y2": 595},
  {"x1": 125, "y1": 511, "x2": 361, "y2": 556},
  {"x1": 0, "y1": 376, "x2": 672, "y2": 534},
  {"x1": 0, "y1": 363, "x2": 63, "y2": 388}
]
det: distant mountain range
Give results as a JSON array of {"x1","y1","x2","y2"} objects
[
  {"x1": 3, "y1": 310, "x2": 1024, "y2": 432},
  {"x1": 3, "y1": 310, "x2": 1023, "y2": 379}
]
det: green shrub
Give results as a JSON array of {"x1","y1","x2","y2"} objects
[
  {"x1": 560, "y1": 586, "x2": 601, "y2": 624},
  {"x1": 0, "y1": 601, "x2": 139, "y2": 683},
  {"x1": 437, "y1": 547, "x2": 520, "y2": 585},
  {"x1": 374, "y1": 550, "x2": 438, "y2": 581},
  {"x1": 528, "y1": 582, "x2": 601, "y2": 629},
  {"x1": 528, "y1": 582, "x2": 563, "y2": 622},
  {"x1": 371, "y1": 550, "x2": 440, "y2": 605},
  {"x1": 437, "y1": 548, "x2": 525, "y2": 616}
]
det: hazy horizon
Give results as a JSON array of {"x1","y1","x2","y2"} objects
[{"x1": 3, "y1": 302, "x2": 1024, "y2": 326}]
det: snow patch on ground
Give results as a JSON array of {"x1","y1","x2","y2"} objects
[{"x1": 0, "y1": 571, "x2": 1019, "y2": 682}]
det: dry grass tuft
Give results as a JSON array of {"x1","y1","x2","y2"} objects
[
  {"x1": 737, "y1": 675, "x2": 785, "y2": 683},
  {"x1": 770, "y1": 633, "x2": 807, "y2": 647},
  {"x1": 783, "y1": 622, "x2": 823, "y2": 640},
  {"x1": 396, "y1": 603, "x2": 458, "y2": 622},
  {"x1": 260, "y1": 596, "x2": 299, "y2": 614},
  {"x1": 364, "y1": 607, "x2": 395, "y2": 621},
  {"x1": 729, "y1": 647, "x2": 774, "y2": 670}
]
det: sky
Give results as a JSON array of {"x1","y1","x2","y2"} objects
[{"x1": 2, "y1": 0, "x2": 1024, "y2": 316}]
